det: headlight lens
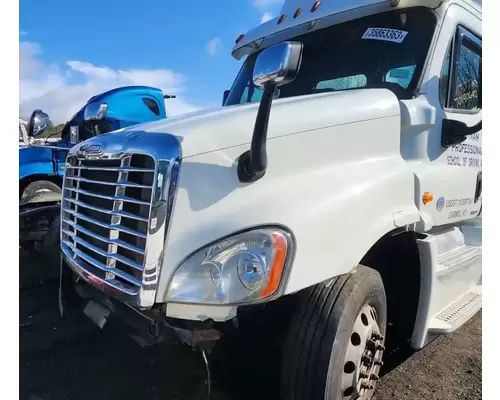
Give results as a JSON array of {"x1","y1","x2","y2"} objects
[{"x1": 166, "y1": 228, "x2": 292, "y2": 305}]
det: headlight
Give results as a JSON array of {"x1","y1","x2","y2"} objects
[{"x1": 166, "y1": 228, "x2": 293, "y2": 305}]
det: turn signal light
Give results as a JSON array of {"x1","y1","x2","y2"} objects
[
  {"x1": 422, "y1": 192, "x2": 434, "y2": 205},
  {"x1": 311, "y1": 1, "x2": 321, "y2": 12}
]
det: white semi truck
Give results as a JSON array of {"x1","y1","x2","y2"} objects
[{"x1": 51, "y1": 0, "x2": 482, "y2": 398}]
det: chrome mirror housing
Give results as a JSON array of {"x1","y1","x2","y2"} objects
[
  {"x1": 28, "y1": 109, "x2": 51, "y2": 138},
  {"x1": 84, "y1": 103, "x2": 107, "y2": 121},
  {"x1": 252, "y1": 41, "x2": 303, "y2": 88}
]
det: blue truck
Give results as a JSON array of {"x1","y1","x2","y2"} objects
[
  {"x1": 19, "y1": 86, "x2": 172, "y2": 199},
  {"x1": 19, "y1": 85, "x2": 174, "y2": 255}
]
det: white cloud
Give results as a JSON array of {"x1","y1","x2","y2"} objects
[
  {"x1": 19, "y1": 41, "x2": 199, "y2": 124},
  {"x1": 206, "y1": 38, "x2": 222, "y2": 57},
  {"x1": 253, "y1": 0, "x2": 284, "y2": 8},
  {"x1": 261, "y1": 12, "x2": 274, "y2": 23}
]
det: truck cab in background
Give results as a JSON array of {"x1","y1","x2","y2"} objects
[
  {"x1": 20, "y1": 86, "x2": 172, "y2": 255},
  {"x1": 19, "y1": 86, "x2": 170, "y2": 199},
  {"x1": 59, "y1": 1, "x2": 482, "y2": 399}
]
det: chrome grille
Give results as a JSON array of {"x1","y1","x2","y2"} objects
[
  {"x1": 61, "y1": 131, "x2": 181, "y2": 309},
  {"x1": 61, "y1": 154, "x2": 155, "y2": 296}
]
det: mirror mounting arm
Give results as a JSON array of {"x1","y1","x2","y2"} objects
[
  {"x1": 237, "y1": 85, "x2": 275, "y2": 182},
  {"x1": 465, "y1": 120, "x2": 482, "y2": 135},
  {"x1": 441, "y1": 118, "x2": 482, "y2": 147},
  {"x1": 237, "y1": 41, "x2": 303, "y2": 183}
]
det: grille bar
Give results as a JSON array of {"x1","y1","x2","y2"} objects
[
  {"x1": 65, "y1": 241, "x2": 142, "y2": 286},
  {"x1": 65, "y1": 175, "x2": 153, "y2": 189},
  {"x1": 66, "y1": 165, "x2": 154, "y2": 173},
  {"x1": 63, "y1": 241, "x2": 141, "y2": 292},
  {"x1": 65, "y1": 187, "x2": 151, "y2": 206},
  {"x1": 62, "y1": 226, "x2": 145, "y2": 255},
  {"x1": 62, "y1": 211, "x2": 147, "y2": 239},
  {"x1": 71, "y1": 235, "x2": 144, "y2": 271},
  {"x1": 66, "y1": 198, "x2": 149, "y2": 222}
]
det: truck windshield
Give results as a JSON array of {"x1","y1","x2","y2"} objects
[{"x1": 225, "y1": 7, "x2": 436, "y2": 105}]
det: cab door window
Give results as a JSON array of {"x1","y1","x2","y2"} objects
[{"x1": 439, "y1": 26, "x2": 481, "y2": 112}]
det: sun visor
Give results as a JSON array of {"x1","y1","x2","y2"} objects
[{"x1": 231, "y1": 0, "x2": 446, "y2": 60}]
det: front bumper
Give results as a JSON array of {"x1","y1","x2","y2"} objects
[
  {"x1": 61, "y1": 259, "x2": 223, "y2": 349},
  {"x1": 19, "y1": 201, "x2": 60, "y2": 247}
]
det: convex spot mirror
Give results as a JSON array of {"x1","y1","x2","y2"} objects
[
  {"x1": 252, "y1": 41, "x2": 303, "y2": 88},
  {"x1": 28, "y1": 110, "x2": 51, "y2": 138}
]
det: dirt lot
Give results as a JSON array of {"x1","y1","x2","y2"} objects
[{"x1": 19, "y1": 250, "x2": 481, "y2": 400}]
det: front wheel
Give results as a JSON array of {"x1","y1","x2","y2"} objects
[
  {"x1": 281, "y1": 265, "x2": 387, "y2": 400},
  {"x1": 21, "y1": 180, "x2": 61, "y2": 200}
]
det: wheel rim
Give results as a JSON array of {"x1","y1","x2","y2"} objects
[
  {"x1": 21, "y1": 188, "x2": 51, "y2": 199},
  {"x1": 340, "y1": 304, "x2": 385, "y2": 399}
]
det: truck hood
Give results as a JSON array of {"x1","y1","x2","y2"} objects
[{"x1": 123, "y1": 89, "x2": 400, "y2": 158}]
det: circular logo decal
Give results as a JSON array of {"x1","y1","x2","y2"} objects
[{"x1": 436, "y1": 197, "x2": 445, "y2": 212}]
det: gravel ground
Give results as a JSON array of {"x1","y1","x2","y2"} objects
[{"x1": 19, "y1": 250, "x2": 481, "y2": 400}]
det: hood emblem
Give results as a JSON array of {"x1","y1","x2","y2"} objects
[{"x1": 77, "y1": 143, "x2": 104, "y2": 159}]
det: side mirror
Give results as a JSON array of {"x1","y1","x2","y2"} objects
[
  {"x1": 222, "y1": 90, "x2": 230, "y2": 106},
  {"x1": 441, "y1": 119, "x2": 482, "y2": 147},
  {"x1": 84, "y1": 103, "x2": 107, "y2": 121},
  {"x1": 237, "y1": 41, "x2": 303, "y2": 183},
  {"x1": 28, "y1": 110, "x2": 51, "y2": 138},
  {"x1": 252, "y1": 41, "x2": 303, "y2": 88}
]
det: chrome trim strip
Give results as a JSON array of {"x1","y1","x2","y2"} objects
[
  {"x1": 65, "y1": 187, "x2": 151, "y2": 205},
  {"x1": 61, "y1": 130, "x2": 181, "y2": 309},
  {"x1": 65, "y1": 175, "x2": 153, "y2": 189}
]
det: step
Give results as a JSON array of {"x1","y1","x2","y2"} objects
[
  {"x1": 428, "y1": 286, "x2": 482, "y2": 335},
  {"x1": 437, "y1": 245, "x2": 482, "y2": 273}
]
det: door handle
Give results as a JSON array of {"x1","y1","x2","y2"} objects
[{"x1": 474, "y1": 170, "x2": 482, "y2": 203}]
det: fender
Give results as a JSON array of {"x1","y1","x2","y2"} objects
[
  {"x1": 19, "y1": 161, "x2": 57, "y2": 180},
  {"x1": 156, "y1": 92, "x2": 422, "y2": 302},
  {"x1": 19, "y1": 146, "x2": 56, "y2": 180}
]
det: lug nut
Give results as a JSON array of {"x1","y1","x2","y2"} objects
[
  {"x1": 359, "y1": 372, "x2": 369, "y2": 379},
  {"x1": 377, "y1": 344, "x2": 385, "y2": 351},
  {"x1": 370, "y1": 374, "x2": 379, "y2": 381},
  {"x1": 375, "y1": 360, "x2": 384, "y2": 367}
]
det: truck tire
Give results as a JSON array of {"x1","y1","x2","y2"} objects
[
  {"x1": 21, "y1": 180, "x2": 61, "y2": 200},
  {"x1": 281, "y1": 265, "x2": 387, "y2": 400},
  {"x1": 20, "y1": 190, "x2": 61, "y2": 206}
]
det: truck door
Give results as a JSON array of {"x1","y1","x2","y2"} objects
[{"x1": 412, "y1": 4, "x2": 482, "y2": 227}]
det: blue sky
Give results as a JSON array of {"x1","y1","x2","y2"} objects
[{"x1": 19, "y1": 0, "x2": 285, "y2": 123}]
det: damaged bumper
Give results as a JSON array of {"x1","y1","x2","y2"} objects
[{"x1": 60, "y1": 260, "x2": 223, "y2": 350}]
